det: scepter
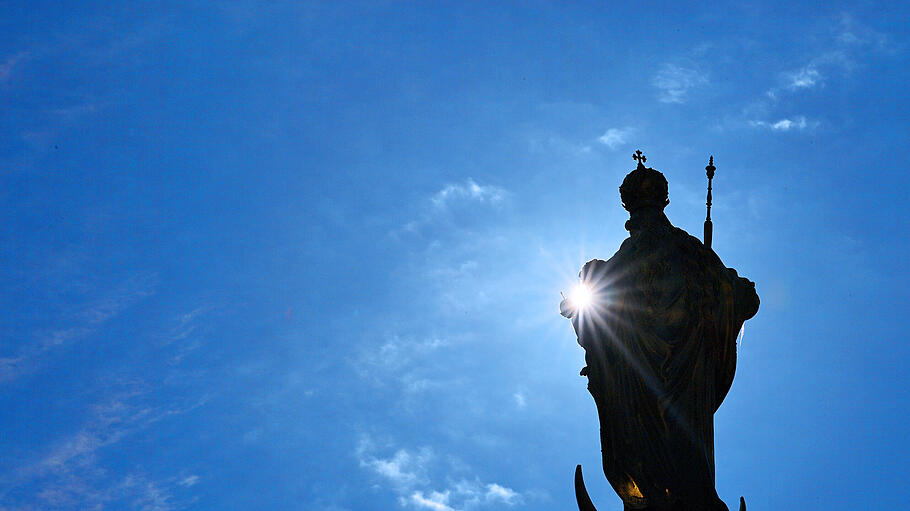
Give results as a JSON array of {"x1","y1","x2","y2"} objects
[{"x1": 704, "y1": 156, "x2": 716, "y2": 248}]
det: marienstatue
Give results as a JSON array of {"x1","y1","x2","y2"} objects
[{"x1": 560, "y1": 152, "x2": 759, "y2": 511}]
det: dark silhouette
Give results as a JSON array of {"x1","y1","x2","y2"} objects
[
  {"x1": 704, "y1": 156, "x2": 715, "y2": 249},
  {"x1": 560, "y1": 153, "x2": 759, "y2": 511}
]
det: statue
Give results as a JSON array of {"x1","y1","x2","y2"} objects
[{"x1": 560, "y1": 152, "x2": 759, "y2": 511}]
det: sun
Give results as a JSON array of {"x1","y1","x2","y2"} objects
[{"x1": 570, "y1": 283, "x2": 594, "y2": 309}]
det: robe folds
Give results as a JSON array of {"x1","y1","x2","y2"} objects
[{"x1": 572, "y1": 220, "x2": 758, "y2": 511}]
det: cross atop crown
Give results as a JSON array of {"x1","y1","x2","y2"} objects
[{"x1": 632, "y1": 150, "x2": 647, "y2": 168}]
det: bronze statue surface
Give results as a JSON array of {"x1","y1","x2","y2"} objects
[{"x1": 561, "y1": 154, "x2": 759, "y2": 511}]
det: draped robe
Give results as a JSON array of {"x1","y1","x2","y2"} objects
[{"x1": 570, "y1": 213, "x2": 758, "y2": 511}]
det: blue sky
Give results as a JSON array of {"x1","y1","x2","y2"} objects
[{"x1": 1, "y1": 2, "x2": 908, "y2": 510}]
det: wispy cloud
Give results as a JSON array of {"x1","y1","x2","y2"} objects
[
  {"x1": 0, "y1": 52, "x2": 28, "y2": 83},
  {"x1": 362, "y1": 448, "x2": 430, "y2": 489},
  {"x1": 357, "y1": 438, "x2": 522, "y2": 511},
  {"x1": 404, "y1": 480, "x2": 521, "y2": 511},
  {"x1": 766, "y1": 61, "x2": 830, "y2": 100},
  {"x1": 393, "y1": 179, "x2": 509, "y2": 238},
  {"x1": 527, "y1": 133, "x2": 596, "y2": 158},
  {"x1": 597, "y1": 127, "x2": 635, "y2": 150},
  {"x1": 763, "y1": 13, "x2": 896, "y2": 104},
  {"x1": 354, "y1": 334, "x2": 452, "y2": 397},
  {"x1": 114, "y1": 475, "x2": 175, "y2": 511},
  {"x1": 407, "y1": 490, "x2": 456, "y2": 511},
  {"x1": 750, "y1": 116, "x2": 815, "y2": 131},
  {"x1": 0, "y1": 274, "x2": 156, "y2": 383},
  {"x1": 0, "y1": 384, "x2": 200, "y2": 510},
  {"x1": 431, "y1": 179, "x2": 507, "y2": 210},
  {"x1": 834, "y1": 12, "x2": 893, "y2": 52},
  {"x1": 484, "y1": 483, "x2": 519, "y2": 503},
  {"x1": 786, "y1": 66, "x2": 822, "y2": 90},
  {"x1": 161, "y1": 306, "x2": 212, "y2": 364},
  {"x1": 513, "y1": 392, "x2": 526, "y2": 409},
  {"x1": 356, "y1": 437, "x2": 431, "y2": 490},
  {"x1": 178, "y1": 475, "x2": 200, "y2": 488},
  {"x1": 652, "y1": 63, "x2": 707, "y2": 104}
]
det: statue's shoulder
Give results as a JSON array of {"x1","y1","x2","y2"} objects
[
  {"x1": 579, "y1": 236, "x2": 645, "y2": 278},
  {"x1": 579, "y1": 258, "x2": 609, "y2": 279},
  {"x1": 669, "y1": 226, "x2": 724, "y2": 266},
  {"x1": 579, "y1": 239, "x2": 632, "y2": 280},
  {"x1": 672, "y1": 225, "x2": 702, "y2": 244},
  {"x1": 668, "y1": 226, "x2": 708, "y2": 252}
]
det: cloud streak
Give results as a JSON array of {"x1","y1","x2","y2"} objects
[
  {"x1": 597, "y1": 127, "x2": 635, "y2": 150},
  {"x1": 357, "y1": 438, "x2": 522, "y2": 511},
  {"x1": 750, "y1": 116, "x2": 815, "y2": 131},
  {"x1": 0, "y1": 384, "x2": 200, "y2": 510},
  {"x1": 355, "y1": 334, "x2": 451, "y2": 396},
  {"x1": 392, "y1": 179, "x2": 509, "y2": 239},
  {"x1": 652, "y1": 63, "x2": 707, "y2": 103},
  {"x1": 763, "y1": 14, "x2": 896, "y2": 104},
  {"x1": 0, "y1": 52, "x2": 28, "y2": 83},
  {"x1": 786, "y1": 66, "x2": 822, "y2": 89},
  {"x1": 407, "y1": 490, "x2": 456, "y2": 511},
  {"x1": 431, "y1": 179, "x2": 507, "y2": 210},
  {"x1": 0, "y1": 274, "x2": 156, "y2": 383},
  {"x1": 357, "y1": 438, "x2": 432, "y2": 490}
]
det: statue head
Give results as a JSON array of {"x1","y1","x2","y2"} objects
[{"x1": 620, "y1": 162, "x2": 670, "y2": 213}]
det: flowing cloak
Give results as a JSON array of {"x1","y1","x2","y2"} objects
[{"x1": 572, "y1": 222, "x2": 758, "y2": 510}]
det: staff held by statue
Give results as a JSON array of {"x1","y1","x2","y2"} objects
[{"x1": 704, "y1": 155, "x2": 716, "y2": 249}]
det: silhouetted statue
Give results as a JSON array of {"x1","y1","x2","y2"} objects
[{"x1": 560, "y1": 152, "x2": 759, "y2": 511}]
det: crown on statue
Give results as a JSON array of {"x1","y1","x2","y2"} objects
[{"x1": 620, "y1": 150, "x2": 669, "y2": 212}]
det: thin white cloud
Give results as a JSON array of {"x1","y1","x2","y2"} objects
[
  {"x1": 0, "y1": 52, "x2": 28, "y2": 83},
  {"x1": 356, "y1": 438, "x2": 431, "y2": 489},
  {"x1": 116, "y1": 475, "x2": 174, "y2": 511},
  {"x1": 355, "y1": 335, "x2": 450, "y2": 395},
  {"x1": 0, "y1": 274, "x2": 155, "y2": 383},
  {"x1": 431, "y1": 179, "x2": 506, "y2": 210},
  {"x1": 370, "y1": 450, "x2": 427, "y2": 487},
  {"x1": 764, "y1": 14, "x2": 896, "y2": 101},
  {"x1": 357, "y1": 438, "x2": 522, "y2": 510},
  {"x1": 755, "y1": 14, "x2": 896, "y2": 120},
  {"x1": 402, "y1": 480, "x2": 521, "y2": 511},
  {"x1": 772, "y1": 118, "x2": 807, "y2": 130},
  {"x1": 597, "y1": 127, "x2": 635, "y2": 150},
  {"x1": 0, "y1": 386, "x2": 198, "y2": 510},
  {"x1": 161, "y1": 306, "x2": 212, "y2": 365},
  {"x1": 513, "y1": 392, "x2": 526, "y2": 409},
  {"x1": 786, "y1": 66, "x2": 822, "y2": 89},
  {"x1": 407, "y1": 491, "x2": 456, "y2": 511},
  {"x1": 179, "y1": 475, "x2": 200, "y2": 487},
  {"x1": 485, "y1": 483, "x2": 519, "y2": 504},
  {"x1": 448, "y1": 479, "x2": 522, "y2": 509},
  {"x1": 835, "y1": 13, "x2": 892, "y2": 52},
  {"x1": 750, "y1": 116, "x2": 814, "y2": 131},
  {"x1": 652, "y1": 63, "x2": 707, "y2": 104},
  {"x1": 528, "y1": 134, "x2": 595, "y2": 157},
  {"x1": 392, "y1": 180, "x2": 509, "y2": 238},
  {"x1": 51, "y1": 103, "x2": 99, "y2": 122},
  {"x1": 764, "y1": 65, "x2": 823, "y2": 99}
]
